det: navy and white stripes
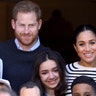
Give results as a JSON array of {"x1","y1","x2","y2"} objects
[{"x1": 65, "y1": 62, "x2": 96, "y2": 96}]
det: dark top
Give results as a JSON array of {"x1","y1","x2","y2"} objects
[{"x1": 0, "y1": 40, "x2": 50, "y2": 93}]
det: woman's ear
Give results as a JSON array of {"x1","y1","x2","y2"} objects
[{"x1": 73, "y1": 44, "x2": 77, "y2": 52}]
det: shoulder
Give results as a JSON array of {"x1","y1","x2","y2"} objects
[
  {"x1": 37, "y1": 44, "x2": 51, "y2": 52},
  {"x1": 0, "y1": 40, "x2": 16, "y2": 52},
  {"x1": 66, "y1": 62, "x2": 79, "y2": 71},
  {"x1": 0, "y1": 39, "x2": 14, "y2": 47},
  {"x1": 66, "y1": 62, "x2": 78, "y2": 67},
  {"x1": 39, "y1": 44, "x2": 51, "y2": 49}
]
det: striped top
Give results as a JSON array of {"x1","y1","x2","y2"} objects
[{"x1": 65, "y1": 62, "x2": 96, "y2": 96}]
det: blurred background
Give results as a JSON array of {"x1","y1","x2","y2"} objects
[{"x1": 0, "y1": 0, "x2": 96, "y2": 63}]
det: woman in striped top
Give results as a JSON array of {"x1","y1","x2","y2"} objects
[{"x1": 65, "y1": 24, "x2": 96, "y2": 96}]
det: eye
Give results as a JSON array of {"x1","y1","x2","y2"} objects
[
  {"x1": 85, "y1": 93, "x2": 91, "y2": 96},
  {"x1": 41, "y1": 72, "x2": 47, "y2": 75},
  {"x1": 53, "y1": 67, "x2": 59, "y2": 72},
  {"x1": 85, "y1": 94, "x2": 90, "y2": 96},
  {"x1": 29, "y1": 24, "x2": 35, "y2": 27},
  {"x1": 90, "y1": 41, "x2": 96, "y2": 45},
  {"x1": 73, "y1": 93, "x2": 80, "y2": 96},
  {"x1": 54, "y1": 69, "x2": 59, "y2": 72},
  {"x1": 40, "y1": 71, "x2": 48, "y2": 75},
  {"x1": 19, "y1": 24, "x2": 25, "y2": 27},
  {"x1": 78, "y1": 43, "x2": 85, "y2": 46}
]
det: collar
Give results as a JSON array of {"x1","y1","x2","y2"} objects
[{"x1": 15, "y1": 37, "x2": 40, "y2": 51}]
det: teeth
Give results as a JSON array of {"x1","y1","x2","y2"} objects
[
  {"x1": 48, "y1": 80, "x2": 56, "y2": 84},
  {"x1": 84, "y1": 53, "x2": 93, "y2": 57}
]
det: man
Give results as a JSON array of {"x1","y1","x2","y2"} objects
[
  {"x1": 20, "y1": 82, "x2": 41, "y2": 96},
  {"x1": 0, "y1": 0, "x2": 50, "y2": 94}
]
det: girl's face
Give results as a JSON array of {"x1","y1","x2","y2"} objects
[
  {"x1": 39, "y1": 59, "x2": 60, "y2": 90},
  {"x1": 74, "y1": 30, "x2": 96, "y2": 64}
]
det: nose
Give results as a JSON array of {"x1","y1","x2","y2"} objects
[
  {"x1": 85, "y1": 44, "x2": 91, "y2": 51},
  {"x1": 49, "y1": 72, "x2": 55, "y2": 79},
  {"x1": 24, "y1": 26, "x2": 29, "y2": 34}
]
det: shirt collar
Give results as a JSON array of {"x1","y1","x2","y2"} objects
[{"x1": 15, "y1": 37, "x2": 40, "y2": 51}]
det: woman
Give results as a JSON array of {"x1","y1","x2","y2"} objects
[
  {"x1": 32, "y1": 50, "x2": 67, "y2": 96},
  {"x1": 66, "y1": 24, "x2": 96, "y2": 96}
]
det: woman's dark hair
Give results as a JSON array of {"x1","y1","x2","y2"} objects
[
  {"x1": 73, "y1": 24, "x2": 96, "y2": 45},
  {"x1": 32, "y1": 50, "x2": 67, "y2": 96}
]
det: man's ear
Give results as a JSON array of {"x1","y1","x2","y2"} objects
[
  {"x1": 11, "y1": 19, "x2": 16, "y2": 29},
  {"x1": 38, "y1": 19, "x2": 42, "y2": 30}
]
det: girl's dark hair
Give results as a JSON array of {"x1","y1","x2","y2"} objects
[
  {"x1": 32, "y1": 50, "x2": 67, "y2": 96},
  {"x1": 73, "y1": 24, "x2": 96, "y2": 45}
]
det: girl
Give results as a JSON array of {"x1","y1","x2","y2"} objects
[{"x1": 32, "y1": 50, "x2": 67, "y2": 96}]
